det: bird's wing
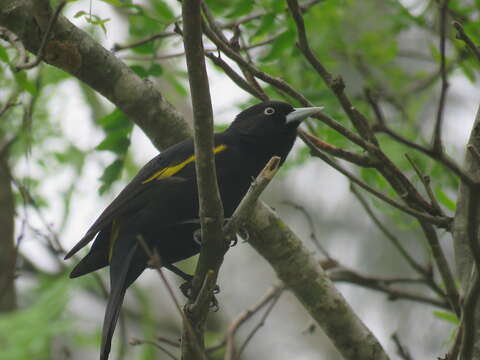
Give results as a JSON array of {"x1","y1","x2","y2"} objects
[{"x1": 64, "y1": 139, "x2": 229, "y2": 259}]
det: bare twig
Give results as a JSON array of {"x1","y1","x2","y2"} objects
[
  {"x1": 329, "y1": 267, "x2": 448, "y2": 309},
  {"x1": 223, "y1": 157, "x2": 281, "y2": 239},
  {"x1": 130, "y1": 338, "x2": 178, "y2": 360},
  {"x1": 201, "y1": 18, "x2": 312, "y2": 106},
  {"x1": 405, "y1": 154, "x2": 444, "y2": 216},
  {"x1": 419, "y1": 221, "x2": 460, "y2": 315},
  {"x1": 286, "y1": 0, "x2": 377, "y2": 144},
  {"x1": 453, "y1": 21, "x2": 480, "y2": 63},
  {"x1": 376, "y1": 125, "x2": 476, "y2": 186},
  {"x1": 300, "y1": 131, "x2": 377, "y2": 167},
  {"x1": 0, "y1": 27, "x2": 28, "y2": 69},
  {"x1": 224, "y1": 285, "x2": 284, "y2": 360},
  {"x1": 350, "y1": 184, "x2": 431, "y2": 277},
  {"x1": 300, "y1": 130, "x2": 452, "y2": 228},
  {"x1": 155, "y1": 336, "x2": 181, "y2": 348},
  {"x1": 135, "y1": 235, "x2": 206, "y2": 359},
  {"x1": 15, "y1": 1, "x2": 66, "y2": 71},
  {"x1": 205, "y1": 52, "x2": 268, "y2": 100},
  {"x1": 432, "y1": 0, "x2": 450, "y2": 153},
  {"x1": 281, "y1": 200, "x2": 331, "y2": 259},
  {"x1": 236, "y1": 289, "x2": 283, "y2": 359},
  {"x1": 113, "y1": 31, "x2": 176, "y2": 52},
  {"x1": 391, "y1": 333, "x2": 413, "y2": 360}
]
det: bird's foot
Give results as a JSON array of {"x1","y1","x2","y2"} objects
[{"x1": 180, "y1": 280, "x2": 220, "y2": 311}]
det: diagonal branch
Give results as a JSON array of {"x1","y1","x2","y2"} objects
[{"x1": 453, "y1": 21, "x2": 480, "y2": 63}]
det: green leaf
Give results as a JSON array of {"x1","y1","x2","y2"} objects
[
  {"x1": 0, "y1": 277, "x2": 71, "y2": 360},
  {"x1": 14, "y1": 72, "x2": 37, "y2": 95},
  {"x1": 148, "y1": 63, "x2": 163, "y2": 77},
  {"x1": 435, "y1": 187, "x2": 456, "y2": 211},
  {"x1": 130, "y1": 64, "x2": 148, "y2": 78},
  {"x1": 97, "y1": 109, "x2": 130, "y2": 132},
  {"x1": 433, "y1": 311, "x2": 459, "y2": 325},
  {"x1": 0, "y1": 45, "x2": 9, "y2": 63},
  {"x1": 261, "y1": 30, "x2": 296, "y2": 62},
  {"x1": 96, "y1": 133, "x2": 131, "y2": 153},
  {"x1": 153, "y1": 1, "x2": 175, "y2": 21},
  {"x1": 225, "y1": 0, "x2": 255, "y2": 18},
  {"x1": 251, "y1": 13, "x2": 276, "y2": 40},
  {"x1": 99, "y1": 159, "x2": 124, "y2": 194}
]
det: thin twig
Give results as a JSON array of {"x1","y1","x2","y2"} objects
[
  {"x1": 112, "y1": 32, "x2": 176, "y2": 52},
  {"x1": 300, "y1": 131, "x2": 377, "y2": 167},
  {"x1": 329, "y1": 268, "x2": 448, "y2": 309},
  {"x1": 376, "y1": 126, "x2": 476, "y2": 186},
  {"x1": 405, "y1": 154, "x2": 444, "y2": 216},
  {"x1": 15, "y1": 1, "x2": 67, "y2": 71},
  {"x1": 135, "y1": 235, "x2": 206, "y2": 359},
  {"x1": 224, "y1": 285, "x2": 284, "y2": 360},
  {"x1": 419, "y1": 221, "x2": 460, "y2": 315},
  {"x1": 281, "y1": 200, "x2": 331, "y2": 259},
  {"x1": 130, "y1": 338, "x2": 178, "y2": 360},
  {"x1": 236, "y1": 289, "x2": 283, "y2": 359},
  {"x1": 201, "y1": 18, "x2": 312, "y2": 107},
  {"x1": 391, "y1": 333, "x2": 413, "y2": 360},
  {"x1": 453, "y1": 21, "x2": 480, "y2": 63},
  {"x1": 286, "y1": 0, "x2": 377, "y2": 144},
  {"x1": 350, "y1": 184, "x2": 432, "y2": 277},
  {"x1": 432, "y1": 0, "x2": 450, "y2": 153},
  {"x1": 223, "y1": 157, "x2": 281, "y2": 239},
  {"x1": 205, "y1": 52, "x2": 268, "y2": 100},
  {"x1": 300, "y1": 130, "x2": 452, "y2": 228}
]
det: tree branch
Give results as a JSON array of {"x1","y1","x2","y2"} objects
[
  {"x1": 453, "y1": 21, "x2": 480, "y2": 63},
  {"x1": 181, "y1": 0, "x2": 225, "y2": 356},
  {"x1": 245, "y1": 202, "x2": 390, "y2": 360},
  {"x1": 0, "y1": 0, "x2": 190, "y2": 150},
  {"x1": 14, "y1": 0, "x2": 66, "y2": 71},
  {"x1": 432, "y1": 0, "x2": 450, "y2": 153},
  {"x1": 454, "y1": 105, "x2": 480, "y2": 359}
]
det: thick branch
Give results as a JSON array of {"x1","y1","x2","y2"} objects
[
  {"x1": 0, "y1": 142, "x2": 16, "y2": 312},
  {"x1": 0, "y1": 0, "x2": 190, "y2": 150},
  {"x1": 454, "y1": 105, "x2": 480, "y2": 359},
  {"x1": 245, "y1": 202, "x2": 390, "y2": 360}
]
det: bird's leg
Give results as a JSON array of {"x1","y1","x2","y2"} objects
[
  {"x1": 164, "y1": 264, "x2": 193, "y2": 281},
  {"x1": 164, "y1": 264, "x2": 220, "y2": 301}
]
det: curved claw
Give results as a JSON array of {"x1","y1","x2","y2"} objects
[
  {"x1": 193, "y1": 229, "x2": 202, "y2": 245},
  {"x1": 180, "y1": 280, "x2": 193, "y2": 298},
  {"x1": 209, "y1": 295, "x2": 219, "y2": 312},
  {"x1": 238, "y1": 226, "x2": 250, "y2": 241}
]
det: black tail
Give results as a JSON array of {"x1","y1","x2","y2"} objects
[{"x1": 100, "y1": 241, "x2": 145, "y2": 360}]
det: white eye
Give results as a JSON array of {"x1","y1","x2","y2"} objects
[{"x1": 264, "y1": 107, "x2": 275, "y2": 115}]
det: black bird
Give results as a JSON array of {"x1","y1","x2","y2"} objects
[{"x1": 64, "y1": 101, "x2": 322, "y2": 360}]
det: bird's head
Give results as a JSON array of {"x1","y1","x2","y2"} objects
[{"x1": 227, "y1": 101, "x2": 323, "y2": 138}]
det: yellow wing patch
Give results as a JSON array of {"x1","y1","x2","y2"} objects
[{"x1": 142, "y1": 144, "x2": 227, "y2": 184}]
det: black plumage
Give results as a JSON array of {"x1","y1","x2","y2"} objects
[{"x1": 65, "y1": 100, "x2": 322, "y2": 360}]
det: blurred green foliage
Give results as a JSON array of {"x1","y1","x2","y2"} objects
[{"x1": 0, "y1": 277, "x2": 71, "y2": 360}]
